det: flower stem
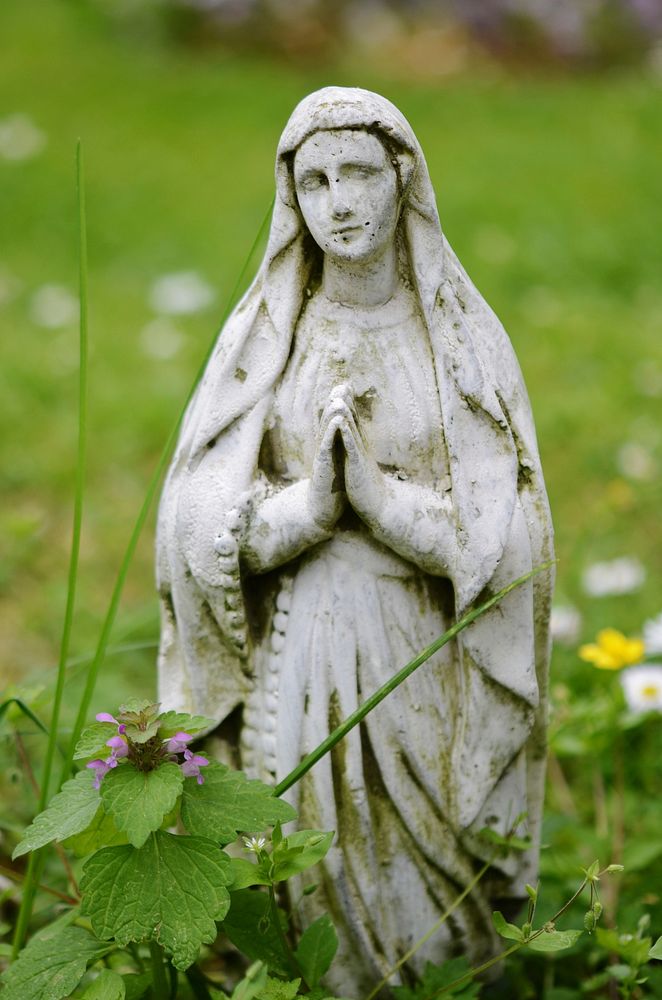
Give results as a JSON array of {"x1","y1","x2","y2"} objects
[
  {"x1": 149, "y1": 940, "x2": 169, "y2": 998},
  {"x1": 184, "y1": 963, "x2": 213, "y2": 999}
]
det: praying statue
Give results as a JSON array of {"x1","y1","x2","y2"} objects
[{"x1": 156, "y1": 87, "x2": 554, "y2": 992}]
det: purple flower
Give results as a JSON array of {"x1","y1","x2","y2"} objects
[
  {"x1": 106, "y1": 735, "x2": 129, "y2": 758},
  {"x1": 96, "y1": 712, "x2": 126, "y2": 735},
  {"x1": 180, "y1": 748, "x2": 209, "y2": 785},
  {"x1": 87, "y1": 757, "x2": 118, "y2": 790},
  {"x1": 165, "y1": 731, "x2": 193, "y2": 754}
]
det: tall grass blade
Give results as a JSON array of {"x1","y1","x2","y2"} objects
[
  {"x1": 275, "y1": 561, "x2": 554, "y2": 797},
  {"x1": 59, "y1": 196, "x2": 275, "y2": 783},
  {"x1": 0, "y1": 699, "x2": 51, "y2": 738},
  {"x1": 12, "y1": 140, "x2": 90, "y2": 956}
]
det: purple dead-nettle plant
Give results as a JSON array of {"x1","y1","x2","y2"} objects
[{"x1": 86, "y1": 702, "x2": 209, "y2": 788}]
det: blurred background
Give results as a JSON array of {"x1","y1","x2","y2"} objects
[
  {"x1": 1, "y1": 0, "x2": 661, "y2": 715},
  {"x1": 2, "y1": 0, "x2": 661, "y2": 713},
  {"x1": 2, "y1": 0, "x2": 662, "y2": 985}
]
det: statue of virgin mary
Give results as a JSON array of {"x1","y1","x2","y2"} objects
[{"x1": 156, "y1": 87, "x2": 554, "y2": 992}]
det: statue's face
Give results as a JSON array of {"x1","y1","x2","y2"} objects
[{"x1": 293, "y1": 129, "x2": 399, "y2": 265}]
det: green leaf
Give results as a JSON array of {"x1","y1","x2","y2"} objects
[
  {"x1": 74, "y1": 722, "x2": 118, "y2": 760},
  {"x1": 596, "y1": 928, "x2": 652, "y2": 966},
  {"x1": 157, "y1": 710, "x2": 217, "y2": 738},
  {"x1": 232, "y1": 961, "x2": 269, "y2": 1000},
  {"x1": 122, "y1": 973, "x2": 152, "y2": 1000},
  {"x1": 222, "y1": 889, "x2": 290, "y2": 975},
  {"x1": 62, "y1": 805, "x2": 129, "y2": 856},
  {"x1": 649, "y1": 936, "x2": 662, "y2": 960},
  {"x1": 181, "y1": 761, "x2": 296, "y2": 845},
  {"x1": 80, "y1": 830, "x2": 232, "y2": 970},
  {"x1": 256, "y1": 977, "x2": 301, "y2": 1000},
  {"x1": 0, "y1": 925, "x2": 113, "y2": 1000},
  {"x1": 13, "y1": 769, "x2": 100, "y2": 858},
  {"x1": 295, "y1": 915, "x2": 338, "y2": 987},
  {"x1": 527, "y1": 929, "x2": 583, "y2": 953},
  {"x1": 101, "y1": 762, "x2": 184, "y2": 848},
  {"x1": 583, "y1": 860, "x2": 601, "y2": 882},
  {"x1": 80, "y1": 968, "x2": 126, "y2": 999},
  {"x1": 229, "y1": 857, "x2": 271, "y2": 890},
  {"x1": 491, "y1": 911, "x2": 524, "y2": 943},
  {"x1": 271, "y1": 831, "x2": 334, "y2": 882}
]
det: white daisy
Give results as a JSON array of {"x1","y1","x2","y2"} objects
[
  {"x1": 643, "y1": 613, "x2": 662, "y2": 655},
  {"x1": 550, "y1": 604, "x2": 582, "y2": 646},
  {"x1": 149, "y1": 271, "x2": 215, "y2": 316},
  {"x1": 582, "y1": 557, "x2": 646, "y2": 598},
  {"x1": 620, "y1": 665, "x2": 662, "y2": 713}
]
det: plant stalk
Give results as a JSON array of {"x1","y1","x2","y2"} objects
[
  {"x1": 365, "y1": 859, "x2": 492, "y2": 1000},
  {"x1": 12, "y1": 139, "x2": 89, "y2": 957},
  {"x1": 149, "y1": 940, "x2": 169, "y2": 997}
]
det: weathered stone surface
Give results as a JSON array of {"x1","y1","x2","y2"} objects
[{"x1": 157, "y1": 87, "x2": 554, "y2": 992}]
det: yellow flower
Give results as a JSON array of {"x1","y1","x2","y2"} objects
[{"x1": 579, "y1": 628, "x2": 645, "y2": 671}]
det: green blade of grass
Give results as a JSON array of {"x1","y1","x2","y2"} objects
[
  {"x1": 12, "y1": 140, "x2": 90, "y2": 956},
  {"x1": 0, "y1": 699, "x2": 51, "y2": 739},
  {"x1": 275, "y1": 560, "x2": 554, "y2": 798},
  {"x1": 59, "y1": 195, "x2": 274, "y2": 784}
]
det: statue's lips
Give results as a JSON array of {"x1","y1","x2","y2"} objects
[{"x1": 332, "y1": 226, "x2": 363, "y2": 239}]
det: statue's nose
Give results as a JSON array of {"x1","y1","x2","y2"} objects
[{"x1": 330, "y1": 183, "x2": 352, "y2": 220}]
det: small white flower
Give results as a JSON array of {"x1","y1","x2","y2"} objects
[
  {"x1": 550, "y1": 604, "x2": 582, "y2": 646},
  {"x1": 29, "y1": 284, "x2": 78, "y2": 328},
  {"x1": 243, "y1": 835, "x2": 267, "y2": 854},
  {"x1": 139, "y1": 318, "x2": 184, "y2": 360},
  {"x1": 0, "y1": 114, "x2": 47, "y2": 162},
  {"x1": 616, "y1": 442, "x2": 656, "y2": 482},
  {"x1": 620, "y1": 665, "x2": 662, "y2": 713},
  {"x1": 643, "y1": 613, "x2": 662, "y2": 655},
  {"x1": 149, "y1": 271, "x2": 215, "y2": 316},
  {"x1": 582, "y1": 557, "x2": 646, "y2": 598}
]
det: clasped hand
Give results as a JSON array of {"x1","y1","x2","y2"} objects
[{"x1": 309, "y1": 383, "x2": 386, "y2": 531}]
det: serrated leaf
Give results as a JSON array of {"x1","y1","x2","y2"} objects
[
  {"x1": 157, "y1": 711, "x2": 217, "y2": 738},
  {"x1": 80, "y1": 968, "x2": 126, "y2": 999},
  {"x1": 271, "y1": 831, "x2": 334, "y2": 882},
  {"x1": 80, "y1": 830, "x2": 232, "y2": 969},
  {"x1": 101, "y1": 762, "x2": 183, "y2": 848},
  {"x1": 181, "y1": 761, "x2": 296, "y2": 845},
  {"x1": 13, "y1": 769, "x2": 100, "y2": 858},
  {"x1": 491, "y1": 911, "x2": 524, "y2": 942},
  {"x1": 62, "y1": 805, "x2": 129, "y2": 856},
  {"x1": 229, "y1": 857, "x2": 271, "y2": 890},
  {"x1": 527, "y1": 929, "x2": 582, "y2": 953},
  {"x1": 256, "y1": 976, "x2": 301, "y2": 1000},
  {"x1": 295, "y1": 915, "x2": 338, "y2": 987},
  {"x1": 0, "y1": 925, "x2": 113, "y2": 1000},
  {"x1": 74, "y1": 722, "x2": 118, "y2": 761},
  {"x1": 649, "y1": 936, "x2": 662, "y2": 960},
  {"x1": 222, "y1": 889, "x2": 290, "y2": 975}
]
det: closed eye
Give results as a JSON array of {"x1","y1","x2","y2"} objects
[{"x1": 297, "y1": 171, "x2": 328, "y2": 192}]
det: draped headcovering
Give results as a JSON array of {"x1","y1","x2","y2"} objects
[{"x1": 157, "y1": 87, "x2": 553, "y2": 840}]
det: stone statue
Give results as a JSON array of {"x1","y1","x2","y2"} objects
[{"x1": 156, "y1": 87, "x2": 554, "y2": 992}]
